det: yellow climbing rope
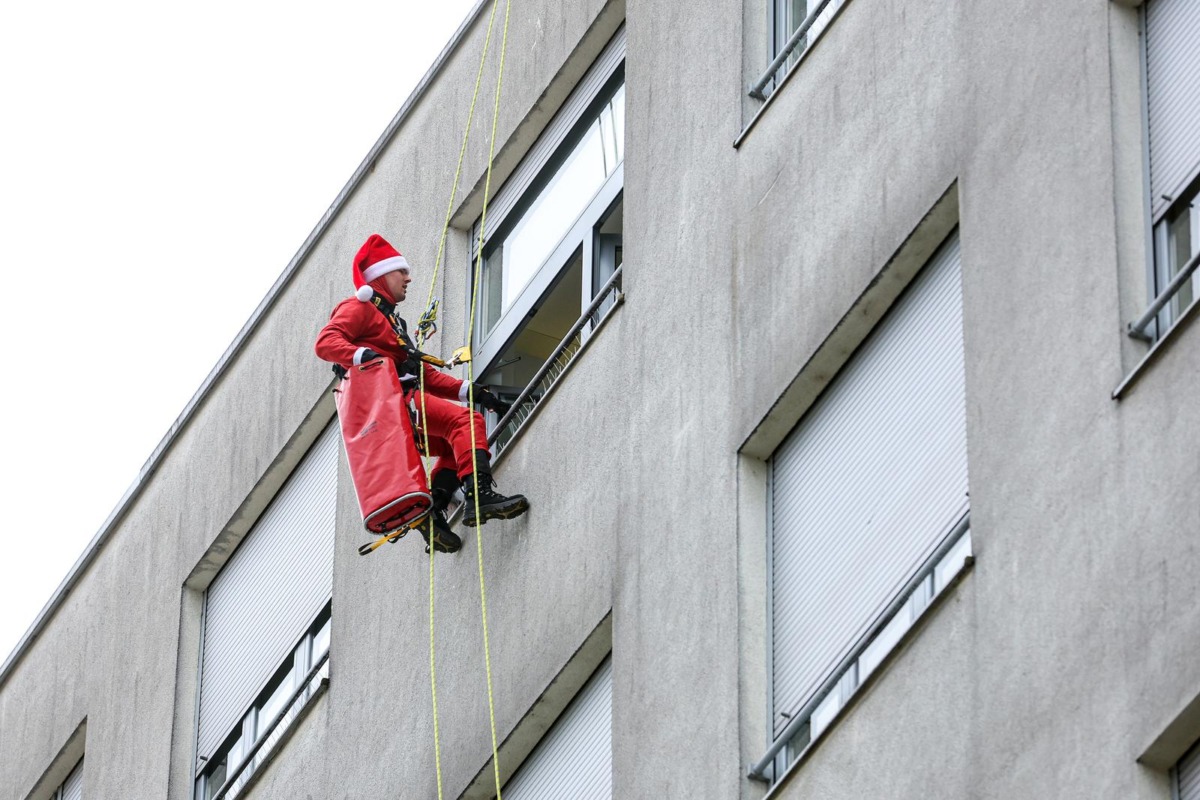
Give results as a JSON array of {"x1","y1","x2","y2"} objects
[
  {"x1": 464, "y1": 0, "x2": 514, "y2": 795},
  {"x1": 413, "y1": 0, "x2": 514, "y2": 797}
]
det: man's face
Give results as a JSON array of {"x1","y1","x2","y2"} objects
[{"x1": 383, "y1": 268, "x2": 412, "y2": 302}]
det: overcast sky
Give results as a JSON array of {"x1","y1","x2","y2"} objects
[{"x1": 0, "y1": 0, "x2": 478, "y2": 667}]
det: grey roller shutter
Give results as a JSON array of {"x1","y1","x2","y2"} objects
[
  {"x1": 1145, "y1": 0, "x2": 1200, "y2": 220},
  {"x1": 472, "y1": 25, "x2": 625, "y2": 253},
  {"x1": 503, "y1": 656, "x2": 612, "y2": 800},
  {"x1": 769, "y1": 234, "x2": 968, "y2": 738},
  {"x1": 61, "y1": 759, "x2": 83, "y2": 800},
  {"x1": 1180, "y1": 741, "x2": 1200, "y2": 800},
  {"x1": 195, "y1": 423, "x2": 339, "y2": 769}
]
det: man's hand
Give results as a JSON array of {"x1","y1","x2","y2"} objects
[
  {"x1": 359, "y1": 348, "x2": 383, "y2": 363},
  {"x1": 474, "y1": 385, "x2": 512, "y2": 416}
]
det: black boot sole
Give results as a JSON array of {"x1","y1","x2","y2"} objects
[
  {"x1": 423, "y1": 535, "x2": 463, "y2": 554},
  {"x1": 463, "y1": 496, "x2": 529, "y2": 527},
  {"x1": 421, "y1": 517, "x2": 463, "y2": 554}
]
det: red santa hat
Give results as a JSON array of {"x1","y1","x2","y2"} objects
[{"x1": 352, "y1": 234, "x2": 410, "y2": 295}]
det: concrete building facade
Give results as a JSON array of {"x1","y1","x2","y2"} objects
[{"x1": 3, "y1": 0, "x2": 1199, "y2": 798}]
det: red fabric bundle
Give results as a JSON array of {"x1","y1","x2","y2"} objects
[{"x1": 335, "y1": 358, "x2": 431, "y2": 534}]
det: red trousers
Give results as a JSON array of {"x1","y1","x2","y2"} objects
[{"x1": 410, "y1": 390, "x2": 490, "y2": 479}]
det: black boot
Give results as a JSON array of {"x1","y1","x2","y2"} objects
[
  {"x1": 421, "y1": 469, "x2": 463, "y2": 554},
  {"x1": 420, "y1": 509, "x2": 462, "y2": 553},
  {"x1": 461, "y1": 452, "x2": 529, "y2": 527}
]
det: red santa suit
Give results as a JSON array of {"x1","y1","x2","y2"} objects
[{"x1": 315, "y1": 277, "x2": 489, "y2": 482}]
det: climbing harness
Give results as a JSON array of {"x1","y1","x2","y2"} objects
[{"x1": 420, "y1": 297, "x2": 444, "y2": 340}]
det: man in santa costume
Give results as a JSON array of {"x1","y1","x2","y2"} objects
[{"x1": 316, "y1": 234, "x2": 529, "y2": 553}]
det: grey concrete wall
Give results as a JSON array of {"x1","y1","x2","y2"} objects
[{"x1": 615, "y1": 0, "x2": 1200, "y2": 798}]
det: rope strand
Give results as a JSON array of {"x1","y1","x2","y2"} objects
[
  {"x1": 419, "y1": 0, "x2": 506, "y2": 796},
  {"x1": 464, "y1": 0, "x2": 514, "y2": 795}
]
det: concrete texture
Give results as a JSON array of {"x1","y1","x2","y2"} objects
[{"x1": 4, "y1": 0, "x2": 1200, "y2": 798}]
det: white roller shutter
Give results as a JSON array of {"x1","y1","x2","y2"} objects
[
  {"x1": 472, "y1": 25, "x2": 625, "y2": 254},
  {"x1": 502, "y1": 656, "x2": 612, "y2": 800},
  {"x1": 1145, "y1": 0, "x2": 1200, "y2": 220},
  {"x1": 60, "y1": 759, "x2": 83, "y2": 800},
  {"x1": 1180, "y1": 741, "x2": 1200, "y2": 800},
  {"x1": 769, "y1": 233, "x2": 968, "y2": 737},
  {"x1": 195, "y1": 423, "x2": 339, "y2": 769}
]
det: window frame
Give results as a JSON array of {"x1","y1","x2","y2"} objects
[
  {"x1": 1173, "y1": 737, "x2": 1200, "y2": 800},
  {"x1": 758, "y1": 517, "x2": 971, "y2": 784},
  {"x1": 191, "y1": 422, "x2": 338, "y2": 775},
  {"x1": 471, "y1": 68, "x2": 626, "y2": 375},
  {"x1": 1132, "y1": 0, "x2": 1200, "y2": 343},
  {"x1": 750, "y1": 230, "x2": 972, "y2": 787},
  {"x1": 750, "y1": 0, "x2": 848, "y2": 101},
  {"x1": 1145, "y1": 178, "x2": 1200, "y2": 339},
  {"x1": 498, "y1": 654, "x2": 613, "y2": 799},
  {"x1": 195, "y1": 603, "x2": 331, "y2": 800},
  {"x1": 52, "y1": 758, "x2": 83, "y2": 800}
]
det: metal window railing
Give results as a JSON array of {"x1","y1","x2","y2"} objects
[
  {"x1": 1128, "y1": 249, "x2": 1200, "y2": 341},
  {"x1": 487, "y1": 264, "x2": 624, "y2": 455},
  {"x1": 750, "y1": 0, "x2": 838, "y2": 100},
  {"x1": 748, "y1": 511, "x2": 972, "y2": 785},
  {"x1": 210, "y1": 652, "x2": 330, "y2": 800}
]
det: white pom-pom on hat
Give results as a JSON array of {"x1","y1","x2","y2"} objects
[{"x1": 356, "y1": 285, "x2": 374, "y2": 303}]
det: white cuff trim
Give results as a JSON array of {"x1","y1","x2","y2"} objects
[
  {"x1": 362, "y1": 255, "x2": 410, "y2": 283},
  {"x1": 458, "y1": 382, "x2": 470, "y2": 402},
  {"x1": 353, "y1": 346, "x2": 369, "y2": 366}
]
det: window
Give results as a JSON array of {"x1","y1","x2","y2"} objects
[
  {"x1": 193, "y1": 423, "x2": 338, "y2": 799},
  {"x1": 52, "y1": 759, "x2": 83, "y2": 800},
  {"x1": 500, "y1": 656, "x2": 612, "y2": 799},
  {"x1": 751, "y1": 232, "x2": 970, "y2": 785},
  {"x1": 477, "y1": 82, "x2": 623, "y2": 339},
  {"x1": 1134, "y1": 0, "x2": 1200, "y2": 341},
  {"x1": 752, "y1": 0, "x2": 848, "y2": 99},
  {"x1": 197, "y1": 608, "x2": 331, "y2": 800},
  {"x1": 1176, "y1": 739, "x2": 1200, "y2": 800},
  {"x1": 471, "y1": 27, "x2": 626, "y2": 455}
]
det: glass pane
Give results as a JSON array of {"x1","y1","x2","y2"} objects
[
  {"x1": 934, "y1": 529, "x2": 973, "y2": 592},
  {"x1": 599, "y1": 103, "x2": 616, "y2": 176},
  {"x1": 809, "y1": 685, "x2": 841, "y2": 739},
  {"x1": 1168, "y1": 203, "x2": 1195, "y2": 316},
  {"x1": 204, "y1": 758, "x2": 227, "y2": 800},
  {"x1": 482, "y1": 251, "x2": 584, "y2": 450},
  {"x1": 612, "y1": 85, "x2": 625, "y2": 163},
  {"x1": 501, "y1": 124, "x2": 605, "y2": 310},
  {"x1": 594, "y1": 197, "x2": 624, "y2": 295},
  {"x1": 256, "y1": 662, "x2": 296, "y2": 738},
  {"x1": 777, "y1": 0, "x2": 807, "y2": 68},
  {"x1": 312, "y1": 616, "x2": 331, "y2": 662},
  {"x1": 481, "y1": 246, "x2": 505, "y2": 337},
  {"x1": 203, "y1": 724, "x2": 245, "y2": 799},
  {"x1": 479, "y1": 83, "x2": 626, "y2": 337},
  {"x1": 783, "y1": 0, "x2": 806, "y2": 41},
  {"x1": 858, "y1": 605, "x2": 910, "y2": 680}
]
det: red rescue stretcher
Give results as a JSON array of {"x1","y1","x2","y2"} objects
[{"x1": 335, "y1": 357, "x2": 431, "y2": 535}]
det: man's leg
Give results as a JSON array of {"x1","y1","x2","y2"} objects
[
  {"x1": 421, "y1": 393, "x2": 529, "y2": 527},
  {"x1": 418, "y1": 438, "x2": 462, "y2": 553}
]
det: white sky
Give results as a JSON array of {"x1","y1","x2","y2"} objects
[{"x1": 0, "y1": 0, "x2": 478, "y2": 668}]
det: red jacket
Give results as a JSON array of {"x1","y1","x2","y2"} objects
[{"x1": 315, "y1": 293, "x2": 467, "y2": 402}]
